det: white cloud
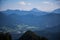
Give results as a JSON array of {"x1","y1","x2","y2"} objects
[
  {"x1": 42, "y1": 1, "x2": 54, "y2": 5},
  {"x1": 17, "y1": 31, "x2": 21, "y2": 34},
  {"x1": 27, "y1": 3, "x2": 31, "y2": 5},
  {"x1": 36, "y1": 1, "x2": 60, "y2": 12},
  {"x1": 18, "y1": 1, "x2": 59, "y2": 12},
  {"x1": 26, "y1": 27, "x2": 40, "y2": 29},
  {"x1": 18, "y1": 1, "x2": 31, "y2": 5},
  {"x1": 43, "y1": 1, "x2": 50, "y2": 4},
  {"x1": 19, "y1": 1, "x2": 26, "y2": 5}
]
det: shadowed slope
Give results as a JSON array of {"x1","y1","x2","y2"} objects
[
  {"x1": 19, "y1": 30, "x2": 48, "y2": 40},
  {"x1": 0, "y1": 32, "x2": 12, "y2": 40}
]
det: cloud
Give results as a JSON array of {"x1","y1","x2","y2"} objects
[
  {"x1": 18, "y1": 1, "x2": 31, "y2": 5},
  {"x1": 42, "y1": 1, "x2": 54, "y2": 5},
  {"x1": 36, "y1": 1, "x2": 60, "y2": 12},
  {"x1": 17, "y1": 31, "x2": 21, "y2": 34},
  {"x1": 27, "y1": 3, "x2": 31, "y2": 5},
  {"x1": 27, "y1": 27, "x2": 36, "y2": 29},
  {"x1": 27, "y1": 27, "x2": 37, "y2": 29},
  {"x1": 19, "y1": 1, "x2": 26, "y2": 5},
  {"x1": 43, "y1": 1, "x2": 50, "y2": 4}
]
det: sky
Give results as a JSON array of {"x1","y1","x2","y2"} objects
[{"x1": 0, "y1": 0, "x2": 60, "y2": 12}]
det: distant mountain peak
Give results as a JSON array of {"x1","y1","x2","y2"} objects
[
  {"x1": 31, "y1": 8, "x2": 40, "y2": 12},
  {"x1": 6, "y1": 9, "x2": 20, "y2": 11},
  {"x1": 6, "y1": 9, "x2": 13, "y2": 11}
]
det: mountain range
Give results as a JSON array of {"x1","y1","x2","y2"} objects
[
  {"x1": 0, "y1": 8, "x2": 60, "y2": 40},
  {"x1": 0, "y1": 8, "x2": 60, "y2": 30},
  {"x1": 0, "y1": 8, "x2": 49, "y2": 15}
]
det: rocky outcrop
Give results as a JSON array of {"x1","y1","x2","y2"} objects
[
  {"x1": 19, "y1": 30, "x2": 48, "y2": 40},
  {"x1": 0, "y1": 32, "x2": 12, "y2": 40}
]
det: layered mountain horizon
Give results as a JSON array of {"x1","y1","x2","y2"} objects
[
  {"x1": 1, "y1": 8, "x2": 60, "y2": 13},
  {"x1": 0, "y1": 8, "x2": 60, "y2": 32},
  {"x1": 0, "y1": 8, "x2": 60, "y2": 40},
  {"x1": 0, "y1": 8, "x2": 60, "y2": 16}
]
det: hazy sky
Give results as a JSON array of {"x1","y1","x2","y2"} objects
[{"x1": 0, "y1": 0, "x2": 60, "y2": 12}]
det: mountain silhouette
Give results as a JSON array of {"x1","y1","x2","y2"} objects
[
  {"x1": 0, "y1": 12, "x2": 60, "y2": 31},
  {"x1": 52, "y1": 8, "x2": 60, "y2": 13},
  {"x1": 19, "y1": 30, "x2": 48, "y2": 40},
  {"x1": 1, "y1": 8, "x2": 48, "y2": 16},
  {"x1": 31, "y1": 8, "x2": 40, "y2": 12},
  {"x1": 0, "y1": 32, "x2": 12, "y2": 40}
]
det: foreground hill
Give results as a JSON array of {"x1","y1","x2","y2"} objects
[
  {"x1": 0, "y1": 32, "x2": 12, "y2": 40},
  {"x1": 19, "y1": 30, "x2": 48, "y2": 40}
]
